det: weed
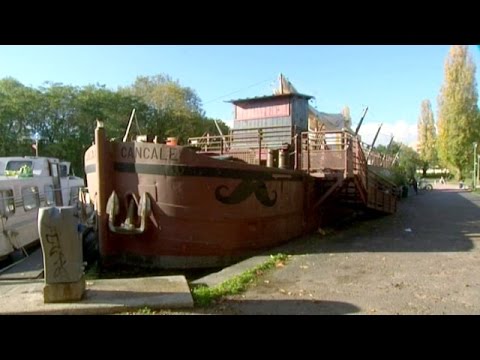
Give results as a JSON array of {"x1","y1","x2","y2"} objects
[{"x1": 191, "y1": 253, "x2": 288, "y2": 307}]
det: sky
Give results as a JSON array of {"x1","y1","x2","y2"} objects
[{"x1": 1, "y1": 45, "x2": 479, "y2": 147}]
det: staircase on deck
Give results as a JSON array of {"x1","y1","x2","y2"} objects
[{"x1": 301, "y1": 130, "x2": 397, "y2": 214}]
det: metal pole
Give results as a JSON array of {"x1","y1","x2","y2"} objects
[
  {"x1": 354, "y1": 107, "x2": 369, "y2": 136},
  {"x1": 478, "y1": 154, "x2": 480, "y2": 186},
  {"x1": 35, "y1": 139, "x2": 39, "y2": 157},
  {"x1": 366, "y1": 123, "x2": 383, "y2": 162},
  {"x1": 258, "y1": 129, "x2": 262, "y2": 165},
  {"x1": 474, "y1": 142, "x2": 478, "y2": 189},
  {"x1": 122, "y1": 108, "x2": 136, "y2": 142}
]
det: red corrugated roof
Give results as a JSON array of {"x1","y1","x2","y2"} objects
[{"x1": 227, "y1": 93, "x2": 313, "y2": 104}]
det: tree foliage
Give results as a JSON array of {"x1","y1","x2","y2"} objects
[
  {"x1": 437, "y1": 45, "x2": 480, "y2": 179},
  {"x1": 0, "y1": 78, "x2": 43, "y2": 156},
  {"x1": 118, "y1": 74, "x2": 227, "y2": 143},
  {"x1": 0, "y1": 75, "x2": 231, "y2": 176},
  {"x1": 376, "y1": 140, "x2": 421, "y2": 186},
  {"x1": 397, "y1": 145, "x2": 422, "y2": 180},
  {"x1": 417, "y1": 99, "x2": 437, "y2": 175},
  {"x1": 119, "y1": 74, "x2": 204, "y2": 116}
]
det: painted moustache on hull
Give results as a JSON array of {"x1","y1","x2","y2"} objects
[{"x1": 215, "y1": 180, "x2": 277, "y2": 207}]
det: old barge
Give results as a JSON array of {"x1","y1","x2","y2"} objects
[{"x1": 82, "y1": 77, "x2": 398, "y2": 269}]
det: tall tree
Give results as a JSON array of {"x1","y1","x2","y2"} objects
[
  {"x1": 119, "y1": 74, "x2": 208, "y2": 143},
  {"x1": 417, "y1": 99, "x2": 437, "y2": 176},
  {"x1": 0, "y1": 77, "x2": 43, "y2": 156},
  {"x1": 397, "y1": 144, "x2": 422, "y2": 181},
  {"x1": 120, "y1": 74, "x2": 204, "y2": 116},
  {"x1": 383, "y1": 142, "x2": 422, "y2": 187},
  {"x1": 437, "y1": 45, "x2": 480, "y2": 179}
]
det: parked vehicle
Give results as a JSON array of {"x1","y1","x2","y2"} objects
[{"x1": 418, "y1": 178, "x2": 433, "y2": 191}]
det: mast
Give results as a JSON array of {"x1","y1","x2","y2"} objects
[
  {"x1": 366, "y1": 123, "x2": 383, "y2": 161},
  {"x1": 122, "y1": 108, "x2": 136, "y2": 142},
  {"x1": 386, "y1": 135, "x2": 394, "y2": 153},
  {"x1": 354, "y1": 107, "x2": 369, "y2": 136},
  {"x1": 381, "y1": 135, "x2": 394, "y2": 166}
]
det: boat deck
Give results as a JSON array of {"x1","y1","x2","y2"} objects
[{"x1": 189, "y1": 128, "x2": 398, "y2": 215}]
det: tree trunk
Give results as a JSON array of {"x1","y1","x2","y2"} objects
[
  {"x1": 457, "y1": 167, "x2": 463, "y2": 180},
  {"x1": 422, "y1": 166, "x2": 428, "y2": 177}
]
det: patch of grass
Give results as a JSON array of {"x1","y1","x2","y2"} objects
[
  {"x1": 190, "y1": 253, "x2": 289, "y2": 307},
  {"x1": 120, "y1": 306, "x2": 157, "y2": 315},
  {"x1": 133, "y1": 306, "x2": 156, "y2": 315}
]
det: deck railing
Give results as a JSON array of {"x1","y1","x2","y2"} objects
[
  {"x1": 188, "y1": 126, "x2": 294, "y2": 165},
  {"x1": 300, "y1": 130, "x2": 352, "y2": 176},
  {"x1": 189, "y1": 127, "x2": 395, "y2": 174}
]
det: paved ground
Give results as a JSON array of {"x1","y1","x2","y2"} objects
[
  {"x1": 0, "y1": 276, "x2": 193, "y2": 314},
  {"x1": 0, "y1": 248, "x2": 43, "y2": 280},
  {"x1": 195, "y1": 183, "x2": 480, "y2": 315}
]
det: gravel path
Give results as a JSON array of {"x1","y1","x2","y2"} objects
[{"x1": 203, "y1": 183, "x2": 480, "y2": 315}]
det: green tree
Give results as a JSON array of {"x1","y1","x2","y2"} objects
[
  {"x1": 374, "y1": 140, "x2": 411, "y2": 186},
  {"x1": 437, "y1": 45, "x2": 480, "y2": 179},
  {"x1": 0, "y1": 79, "x2": 152, "y2": 176},
  {"x1": 120, "y1": 74, "x2": 204, "y2": 116},
  {"x1": 371, "y1": 140, "x2": 421, "y2": 187},
  {"x1": 397, "y1": 145, "x2": 421, "y2": 179},
  {"x1": 0, "y1": 75, "x2": 230, "y2": 175},
  {"x1": 68, "y1": 84, "x2": 150, "y2": 174},
  {"x1": 0, "y1": 77, "x2": 44, "y2": 156},
  {"x1": 417, "y1": 99, "x2": 437, "y2": 176},
  {"x1": 119, "y1": 74, "x2": 229, "y2": 143}
]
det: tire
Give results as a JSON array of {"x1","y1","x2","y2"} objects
[{"x1": 425, "y1": 184, "x2": 433, "y2": 191}]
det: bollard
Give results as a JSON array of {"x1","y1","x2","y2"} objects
[
  {"x1": 279, "y1": 149, "x2": 288, "y2": 169},
  {"x1": 38, "y1": 206, "x2": 85, "y2": 303},
  {"x1": 267, "y1": 149, "x2": 275, "y2": 167}
]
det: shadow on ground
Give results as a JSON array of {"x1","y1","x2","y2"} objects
[{"x1": 202, "y1": 299, "x2": 361, "y2": 315}]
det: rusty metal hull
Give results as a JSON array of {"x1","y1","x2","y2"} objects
[{"x1": 84, "y1": 129, "x2": 318, "y2": 268}]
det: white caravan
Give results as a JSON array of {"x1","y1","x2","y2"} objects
[{"x1": 0, "y1": 157, "x2": 85, "y2": 260}]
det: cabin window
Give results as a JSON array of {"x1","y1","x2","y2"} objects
[
  {"x1": 44, "y1": 184, "x2": 55, "y2": 206},
  {"x1": 59, "y1": 164, "x2": 68, "y2": 178},
  {"x1": 4, "y1": 161, "x2": 33, "y2": 177},
  {"x1": 0, "y1": 189, "x2": 15, "y2": 217},
  {"x1": 22, "y1": 186, "x2": 40, "y2": 211},
  {"x1": 5, "y1": 161, "x2": 33, "y2": 172}
]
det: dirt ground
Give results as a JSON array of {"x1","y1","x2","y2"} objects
[{"x1": 196, "y1": 183, "x2": 480, "y2": 315}]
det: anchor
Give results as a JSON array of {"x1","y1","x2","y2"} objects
[{"x1": 106, "y1": 191, "x2": 151, "y2": 234}]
